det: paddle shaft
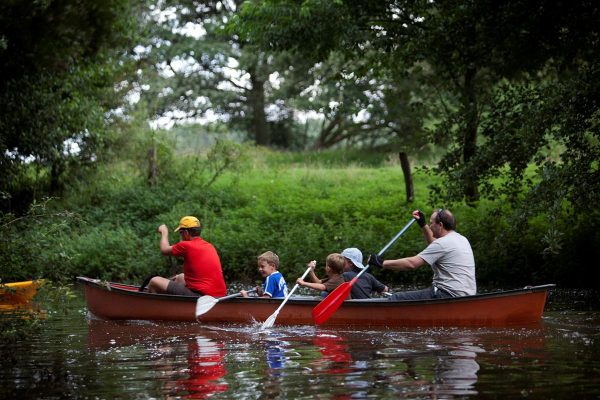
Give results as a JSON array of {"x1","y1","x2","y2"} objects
[
  {"x1": 377, "y1": 218, "x2": 416, "y2": 257},
  {"x1": 269, "y1": 266, "x2": 312, "y2": 316},
  {"x1": 196, "y1": 288, "x2": 257, "y2": 318},
  {"x1": 312, "y1": 217, "x2": 416, "y2": 325},
  {"x1": 352, "y1": 217, "x2": 416, "y2": 281},
  {"x1": 220, "y1": 290, "x2": 253, "y2": 302}
]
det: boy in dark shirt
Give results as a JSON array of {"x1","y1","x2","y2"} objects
[
  {"x1": 296, "y1": 253, "x2": 346, "y2": 298},
  {"x1": 341, "y1": 248, "x2": 389, "y2": 299}
]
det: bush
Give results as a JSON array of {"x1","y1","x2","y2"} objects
[{"x1": 2, "y1": 145, "x2": 597, "y2": 289}]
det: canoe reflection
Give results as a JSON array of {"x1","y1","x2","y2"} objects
[
  {"x1": 173, "y1": 337, "x2": 227, "y2": 399},
  {"x1": 85, "y1": 322, "x2": 549, "y2": 398},
  {"x1": 87, "y1": 321, "x2": 227, "y2": 398}
]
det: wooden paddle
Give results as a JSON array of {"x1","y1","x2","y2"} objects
[
  {"x1": 260, "y1": 266, "x2": 313, "y2": 330},
  {"x1": 312, "y1": 218, "x2": 417, "y2": 325},
  {"x1": 195, "y1": 289, "x2": 256, "y2": 318}
]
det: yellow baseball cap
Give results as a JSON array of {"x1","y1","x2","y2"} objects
[{"x1": 174, "y1": 216, "x2": 201, "y2": 232}]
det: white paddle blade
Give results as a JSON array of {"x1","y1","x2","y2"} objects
[
  {"x1": 258, "y1": 267, "x2": 310, "y2": 330},
  {"x1": 260, "y1": 311, "x2": 278, "y2": 330},
  {"x1": 195, "y1": 296, "x2": 218, "y2": 318}
]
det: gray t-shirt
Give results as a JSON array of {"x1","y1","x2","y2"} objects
[{"x1": 418, "y1": 231, "x2": 476, "y2": 296}]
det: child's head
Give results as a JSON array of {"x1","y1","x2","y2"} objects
[
  {"x1": 341, "y1": 247, "x2": 365, "y2": 271},
  {"x1": 325, "y1": 253, "x2": 345, "y2": 275},
  {"x1": 257, "y1": 251, "x2": 279, "y2": 277}
]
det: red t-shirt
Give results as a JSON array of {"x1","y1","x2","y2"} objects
[{"x1": 171, "y1": 237, "x2": 226, "y2": 297}]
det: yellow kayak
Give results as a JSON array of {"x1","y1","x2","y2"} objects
[{"x1": 0, "y1": 280, "x2": 45, "y2": 305}]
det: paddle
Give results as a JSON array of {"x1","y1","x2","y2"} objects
[
  {"x1": 139, "y1": 273, "x2": 180, "y2": 292},
  {"x1": 195, "y1": 289, "x2": 256, "y2": 318},
  {"x1": 138, "y1": 275, "x2": 158, "y2": 292},
  {"x1": 312, "y1": 217, "x2": 417, "y2": 325},
  {"x1": 260, "y1": 266, "x2": 313, "y2": 330}
]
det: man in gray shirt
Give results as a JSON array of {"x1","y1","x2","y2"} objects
[{"x1": 368, "y1": 209, "x2": 476, "y2": 300}]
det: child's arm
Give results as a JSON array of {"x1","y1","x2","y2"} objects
[
  {"x1": 371, "y1": 275, "x2": 389, "y2": 293},
  {"x1": 241, "y1": 286, "x2": 265, "y2": 297},
  {"x1": 297, "y1": 278, "x2": 326, "y2": 291},
  {"x1": 305, "y1": 260, "x2": 322, "y2": 283}
]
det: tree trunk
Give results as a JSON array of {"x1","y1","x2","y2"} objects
[
  {"x1": 147, "y1": 146, "x2": 157, "y2": 188},
  {"x1": 49, "y1": 159, "x2": 65, "y2": 196},
  {"x1": 462, "y1": 67, "x2": 479, "y2": 204},
  {"x1": 399, "y1": 152, "x2": 414, "y2": 203},
  {"x1": 249, "y1": 72, "x2": 270, "y2": 146}
]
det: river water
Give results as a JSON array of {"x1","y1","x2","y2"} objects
[{"x1": 1, "y1": 287, "x2": 599, "y2": 399}]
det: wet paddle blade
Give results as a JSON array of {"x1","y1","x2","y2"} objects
[
  {"x1": 260, "y1": 310, "x2": 278, "y2": 330},
  {"x1": 196, "y1": 290, "x2": 253, "y2": 319},
  {"x1": 312, "y1": 281, "x2": 354, "y2": 325},
  {"x1": 258, "y1": 267, "x2": 312, "y2": 330},
  {"x1": 195, "y1": 296, "x2": 218, "y2": 317}
]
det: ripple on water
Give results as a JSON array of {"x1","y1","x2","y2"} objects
[{"x1": 2, "y1": 292, "x2": 600, "y2": 399}]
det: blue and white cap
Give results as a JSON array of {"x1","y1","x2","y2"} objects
[{"x1": 341, "y1": 247, "x2": 365, "y2": 270}]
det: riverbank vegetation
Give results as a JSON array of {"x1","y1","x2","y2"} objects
[
  {"x1": 1, "y1": 140, "x2": 597, "y2": 289},
  {"x1": 1, "y1": 1, "x2": 598, "y2": 289}
]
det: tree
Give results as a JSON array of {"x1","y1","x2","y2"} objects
[
  {"x1": 135, "y1": 0, "x2": 317, "y2": 147},
  {"x1": 0, "y1": 0, "x2": 139, "y2": 213},
  {"x1": 233, "y1": 0, "x2": 599, "y2": 207}
]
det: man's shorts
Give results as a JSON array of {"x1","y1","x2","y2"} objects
[{"x1": 166, "y1": 281, "x2": 204, "y2": 296}]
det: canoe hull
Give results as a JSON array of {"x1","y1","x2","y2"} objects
[{"x1": 77, "y1": 277, "x2": 553, "y2": 327}]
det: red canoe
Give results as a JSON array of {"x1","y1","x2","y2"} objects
[{"x1": 77, "y1": 277, "x2": 554, "y2": 327}]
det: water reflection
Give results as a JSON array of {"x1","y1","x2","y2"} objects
[
  {"x1": 313, "y1": 334, "x2": 352, "y2": 374},
  {"x1": 255, "y1": 328, "x2": 487, "y2": 398},
  {"x1": 4, "y1": 288, "x2": 600, "y2": 399},
  {"x1": 433, "y1": 342, "x2": 481, "y2": 396},
  {"x1": 169, "y1": 337, "x2": 227, "y2": 398},
  {"x1": 87, "y1": 321, "x2": 228, "y2": 398},
  {"x1": 79, "y1": 318, "x2": 594, "y2": 399}
]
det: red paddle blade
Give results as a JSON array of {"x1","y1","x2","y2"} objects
[{"x1": 312, "y1": 279, "x2": 355, "y2": 325}]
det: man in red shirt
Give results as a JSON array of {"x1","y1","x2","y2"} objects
[{"x1": 147, "y1": 216, "x2": 226, "y2": 297}]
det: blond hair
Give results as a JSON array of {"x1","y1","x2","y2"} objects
[
  {"x1": 326, "y1": 253, "x2": 345, "y2": 274},
  {"x1": 258, "y1": 251, "x2": 279, "y2": 268}
]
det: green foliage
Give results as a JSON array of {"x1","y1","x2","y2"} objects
[
  {"x1": 260, "y1": 148, "x2": 393, "y2": 168},
  {"x1": 67, "y1": 225, "x2": 160, "y2": 281},
  {"x1": 135, "y1": 0, "x2": 319, "y2": 147},
  {"x1": 234, "y1": 0, "x2": 599, "y2": 210},
  {"x1": 2, "y1": 144, "x2": 598, "y2": 288},
  {"x1": 0, "y1": 0, "x2": 140, "y2": 214},
  {"x1": 0, "y1": 199, "x2": 82, "y2": 283}
]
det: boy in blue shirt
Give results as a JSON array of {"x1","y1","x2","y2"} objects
[{"x1": 241, "y1": 251, "x2": 288, "y2": 298}]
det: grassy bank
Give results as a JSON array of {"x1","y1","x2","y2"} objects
[{"x1": 1, "y1": 145, "x2": 597, "y2": 289}]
